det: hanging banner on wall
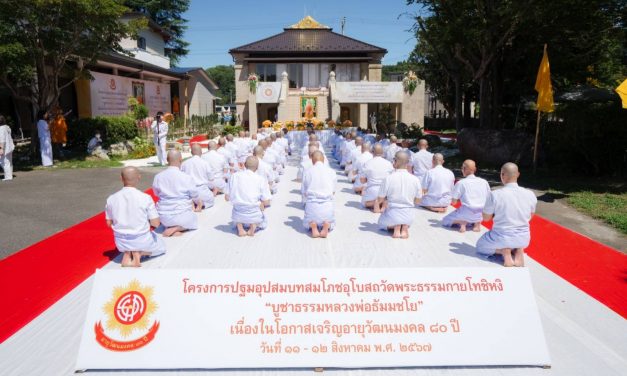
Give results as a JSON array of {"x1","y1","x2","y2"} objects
[
  {"x1": 76, "y1": 268, "x2": 550, "y2": 371},
  {"x1": 334, "y1": 82, "x2": 404, "y2": 103},
  {"x1": 256, "y1": 82, "x2": 281, "y2": 103},
  {"x1": 89, "y1": 71, "x2": 171, "y2": 116}
]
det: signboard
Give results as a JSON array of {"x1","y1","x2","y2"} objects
[
  {"x1": 89, "y1": 71, "x2": 171, "y2": 116},
  {"x1": 335, "y1": 82, "x2": 404, "y2": 103},
  {"x1": 256, "y1": 82, "x2": 281, "y2": 103},
  {"x1": 76, "y1": 268, "x2": 550, "y2": 371}
]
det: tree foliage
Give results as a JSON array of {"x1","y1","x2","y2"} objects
[
  {"x1": 206, "y1": 65, "x2": 235, "y2": 105},
  {"x1": 0, "y1": 0, "x2": 130, "y2": 115},
  {"x1": 125, "y1": 0, "x2": 190, "y2": 65},
  {"x1": 407, "y1": 0, "x2": 626, "y2": 129}
]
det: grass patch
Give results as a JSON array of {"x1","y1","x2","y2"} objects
[
  {"x1": 567, "y1": 191, "x2": 627, "y2": 235},
  {"x1": 35, "y1": 157, "x2": 123, "y2": 169}
]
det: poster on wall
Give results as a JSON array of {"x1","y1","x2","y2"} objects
[
  {"x1": 256, "y1": 82, "x2": 281, "y2": 103},
  {"x1": 89, "y1": 71, "x2": 171, "y2": 117},
  {"x1": 301, "y1": 96, "x2": 317, "y2": 119}
]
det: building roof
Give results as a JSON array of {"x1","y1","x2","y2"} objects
[
  {"x1": 97, "y1": 52, "x2": 184, "y2": 80},
  {"x1": 170, "y1": 67, "x2": 219, "y2": 91},
  {"x1": 229, "y1": 16, "x2": 386, "y2": 55}
]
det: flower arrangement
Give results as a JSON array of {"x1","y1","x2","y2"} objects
[
  {"x1": 327, "y1": 119, "x2": 336, "y2": 128},
  {"x1": 248, "y1": 73, "x2": 258, "y2": 93},
  {"x1": 285, "y1": 120, "x2": 295, "y2": 130},
  {"x1": 262, "y1": 119, "x2": 272, "y2": 128},
  {"x1": 402, "y1": 71, "x2": 419, "y2": 95},
  {"x1": 272, "y1": 121, "x2": 283, "y2": 131},
  {"x1": 342, "y1": 119, "x2": 353, "y2": 128},
  {"x1": 163, "y1": 112, "x2": 175, "y2": 123}
]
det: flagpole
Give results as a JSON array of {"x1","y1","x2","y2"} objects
[{"x1": 533, "y1": 44, "x2": 548, "y2": 175}]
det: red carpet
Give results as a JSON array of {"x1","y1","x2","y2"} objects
[{"x1": 0, "y1": 201, "x2": 625, "y2": 344}]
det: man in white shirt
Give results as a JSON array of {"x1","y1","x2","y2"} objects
[
  {"x1": 152, "y1": 150, "x2": 202, "y2": 237},
  {"x1": 353, "y1": 142, "x2": 373, "y2": 193},
  {"x1": 302, "y1": 151, "x2": 337, "y2": 238},
  {"x1": 442, "y1": 160, "x2": 491, "y2": 232},
  {"x1": 301, "y1": 133, "x2": 325, "y2": 158},
  {"x1": 385, "y1": 135, "x2": 401, "y2": 162},
  {"x1": 253, "y1": 145, "x2": 277, "y2": 194},
  {"x1": 346, "y1": 136, "x2": 364, "y2": 181},
  {"x1": 261, "y1": 139, "x2": 283, "y2": 178},
  {"x1": 202, "y1": 141, "x2": 228, "y2": 194},
  {"x1": 150, "y1": 111, "x2": 168, "y2": 166},
  {"x1": 339, "y1": 132, "x2": 356, "y2": 168},
  {"x1": 217, "y1": 137, "x2": 237, "y2": 178},
  {"x1": 298, "y1": 143, "x2": 326, "y2": 181},
  {"x1": 361, "y1": 144, "x2": 394, "y2": 211},
  {"x1": 106, "y1": 167, "x2": 165, "y2": 267},
  {"x1": 420, "y1": 153, "x2": 455, "y2": 213},
  {"x1": 377, "y1": 151, "x2": 423, "y2": 239},
  {"x1": 477, "y1": 162, "x2": 537, "y2": 267},
  {"x1": 226, "y1": 156, "x2": 272, "y2": 237},
  {"x1": 411, "y1": 139, "x2": 433, "y2": 184},
  {"x1": 181, "y1": 143, "x2": 215, "y2": 208},
  {"x1": 0, "y1": 115, "x2": 15, "y2": 181}
]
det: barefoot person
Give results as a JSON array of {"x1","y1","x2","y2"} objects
[
  {"x1": 361, "y1": 144, "x2": 393, "y2": 212},
  {"x1": 420, "y1": 153, "x2": 455, "y2": 213},
  {"x1": 442, "y1": 160, "x2": 491, "y2": 232},
  {"x1": 202, "y1": 141, "x2": 228, "y2": 194},
  {"x1": 302, "y1": 151, "x2": 337, "y2": 238},
  {"x1": 376, "y1": 151, "x2": 423, "y2": 239},
  {"x1": 152, "y1": 150, "x2": 202, "y2": 237},
  {"x1": 181, "y1": 143, "x2": 216, "y2": 207},
  {"x1": 105, "y1": 167, "x2": 165, "y2": 267},
  {"x1": 226, "y1": 156, "x2": 271, "y2": 236},
  {"x1": 476, "y1": 162, "x2": 537, "y2": 267}
]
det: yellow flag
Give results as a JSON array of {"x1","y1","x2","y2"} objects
[
  {"x1": 616, "y1": 78, "x2": 627, "y2": 109},
  {"x1": 535, "y1": 47, "x2": 554, "y2": 113}
]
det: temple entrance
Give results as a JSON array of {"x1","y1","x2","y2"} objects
[{"x1": 267, "y1": 107, "x2": 277, "y2": 122}]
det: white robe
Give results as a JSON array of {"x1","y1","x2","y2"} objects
[
  {"x1": 384, "y1": 143, "x2": 401, "y2": 162},
  {"x1": 257, "y1": 158, "x2": 277, "y2": 194},
  {"x1": 442, "y1": 174, "x2": 491, "y2": 226},
  {"x1": 353, "y1": 151, "x2": 373, "y2": 189},
  {"x1": 302, "y1": 162, "x2": 336, "y2": 229},
  {"x1": 181, "y1": 155, "x2": 215, "y2": 208},
  {"x1": 152, "y1": 167, "x2": 199, "y2": 230},
  {"x1": 263, "y1": 148, "x2": 283, "y2": 176},
  {"x1": 377, "y1": 169, "x2": 422, "y2": 228},
  {"x1": 477, "y1": 183, "x2": 537, "y2": 256},
  {"x1": 202, "y1": 150, "x2": 228, "y2": 191},
  {"x1": 0, "y1": 124, "x2": 14, "y2": 180},
  {"x1": 361, "y1": 156, "x2": 394, "y2": 204},
  {"x1": 37, "y1": 119, "x2": 53, "y2": 166},
  {"x1": 228, "y1": 169, "x2": 271, "y2": 228},
  {"x1": 105, "y1": 187, "x2": 165, "y2": 256},
  {"x1": 411, "y1": 149, "x2": 433, "y2": 181},
  {"x1": 217, "y1": 146, "x2": 237, "y2": 176},
  {"x1": 420, "y1": 165, "x2": 455, "y2": 207},
  {"x1": 150, "y1": 120, "x2": 168, "y2": 166}
]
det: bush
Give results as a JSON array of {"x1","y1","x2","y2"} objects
[
  {"x1": 67, "y1": 116, "x2": 138, "y2": 149},
  {"x1": 221, "y1": 125, "x2": 242, "y2": 136},
  {"x1": 128, "y1": 136, "x2": 155, "y2": 159}
]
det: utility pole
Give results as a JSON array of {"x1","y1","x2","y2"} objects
[{"x1": 341, "y1": 17, "x2": 346, "y2": 35}]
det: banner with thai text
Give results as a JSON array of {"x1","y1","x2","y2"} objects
[
  {"x1": 76, "y1": 268, "x2": 550, "y2": 370},
  {"x1": 89, "y1": 71, "x2": 171, "y2": 116},
  {"x1": 334, "y1": 82, "x2": 404, "y2": 103}
]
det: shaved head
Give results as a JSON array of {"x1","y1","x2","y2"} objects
[
  {"x1": 121, "y1": 166, "x2": 140, "y2": 186},
  {"x1": 309, "y1": 133, "x2": 317, "y2": 142},
  {"x1": 432, "y1": 153, "x2": 444, "y2": 166},
  {"x1": 191, "y1": 143, "x2": 203, "y2": 156},
  {"x1": 355, "y1": 136, "x2": 364, "y2": 146},
  {"x1": 390, "y1": 135, "x2": 398, "y2": 143},
  {"x1": 311, "y1": 150, "x2": 324, "y2": 163},
  {"x1": 362, "y1": 142, "x2": 372, "y2": 152},
  {"x1": 500, "y1": 162, "x2": 520, "y2": 183},
  {"x1": 418, "y1": 139, "x2": 428, "y2": 149},
  {"x1": 253, "y1": 145, "x2": 264, "y2": 157},
  {"x1": 226, "y1": 134, "x2": 234, "y2": 142},
  {"x1": 258, "y1": 139, "x2": 268, "y2": 149},
  {"x1": 208, "y1": 140, "x2": 218, "y2": 150},
  {"x1": 218, "y1": 137, "x2": 226, "y2": 146},
  {"x1": 394, "y1": 151, "x2": 410, "y2": 169},
  {"x1": 308, "y1": 144, "x2": 319, "y2": 157},
  {"x1": 462, "y1": 159, "x2": 477, "y2": 176},
  {"x1": 167, "y1": 149, "x2": 182, "y2": 167},
  {"x1": 373, "y1": 144, "x2": 384, "y2": 156},
  {"x1": 245, "y1": 156, "x2": 259, "y2": 171}
]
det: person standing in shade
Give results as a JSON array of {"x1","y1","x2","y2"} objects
[
  {"x1": 37, "y1": 110, "x2": 53, "y2": 167},
  {"x1": 0, "y1": 115, "x2": 15, "y2": 181},
  {"x1": 50, "y1": 107, "x2": 67, "y2": 158},
  {"x1": 150, "y1": 111, "x2": 168, "y2": 166}
]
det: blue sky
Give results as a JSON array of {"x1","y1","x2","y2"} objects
[{"x1": 177, "y1": 0, "x2": 420, "y2": 68}]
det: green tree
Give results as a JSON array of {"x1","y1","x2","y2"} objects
[
  {"x1": 0, "y1": 0, "x2": 130, "y2": 118},
  {"x1": 125, "y1": 0, "x2": 190, "y2": 65},
  {"x1": 206, "y1": 65, "x2": 235, "y2": 105}
]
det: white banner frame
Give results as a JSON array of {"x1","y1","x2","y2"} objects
[{"x1": 334, "y1": 82, "x2": 403, "y2": 103}]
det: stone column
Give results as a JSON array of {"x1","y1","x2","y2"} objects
[
  {"x1": 248, "y1": 91, "x2": 258, "y2": 133},
  {"x1": 277, "y1": 71, "x2": 288, "y2": 122},
  {"x1": 359, "y1": 103, "x2": 368, "y2": 130},
  {"x1": 328, "y1": 71, "x2": 340, "y2": 122}
]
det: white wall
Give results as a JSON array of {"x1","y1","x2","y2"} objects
[{"x1": 120, "y1": 29, "x2": 170, "y2": 68}]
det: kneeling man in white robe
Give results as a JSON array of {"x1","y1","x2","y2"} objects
[
  {"x1": 361, "y1": 144, "x2": 394, "y2": 211},
  {"x1": 420, "y1": 153, "x2": 455, "y2": 213},
  {"x1": 442, "y1": 159, "x2": 491, "y2": 232},
  {"x1": 226, "y1": 156, "x2": 272, "y2": 237},
  {"x1": 106, "y1": 167, "x2": 165, "y2": 267},
  {"x1": 353, "y1": 142, "x2": 373, "y2": 193},
  {"x1": 153, "y1": 150, "x2": 202, "y2": 237},
  {"x1": 202, "y1": 141, "x2": 228, "y2": 194},
  {"x1": 477, "y1": 162, "x2": 537, "y2": 267},
  {"x1": 376, "y1": 151, "x2": 423, "y2": 239},
  {"x1": 253, "y1": 145, "x2": 277, "y2": 195},
  {"x1": 302, "y1": 151, "x2": 336, "y2": 238},
  {"x1": 181, "y1": 143, "x2": 215, "y2": 208}
]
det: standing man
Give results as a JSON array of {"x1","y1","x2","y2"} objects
[
  {"x1": 477, "y1": 163, "x2": 537, "y2": 267},
  {"x1": 151, "y1": 111, "x2": 168, "y2": 166},
  {"x1": 0, "y1": 115, "x2": 14, "y2": 181},
  {"x1": 50, "y1": 107, "x2": 67, "y2": 158},
  {"x1": 302, "y1": 150, "x2": 337, "y2": 238},
  {"x1": 37, "y1": 110, "x2": 53, "y2": 167}
]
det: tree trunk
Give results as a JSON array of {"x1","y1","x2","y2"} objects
[
  {"x1": 454, "y1": 76, "x2": 462, "y2": 132},
  {"x1": 463, "y1": 89, "x2": 472, "y2": 127},
  {"x1": 479, "y1": 76, "x2": 491, "y2": 129}
]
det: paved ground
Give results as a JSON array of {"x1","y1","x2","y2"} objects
[{"x1": 0, "y1": 166, "x2": 162, "y2": 259}]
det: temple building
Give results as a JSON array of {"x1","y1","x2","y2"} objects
[{"x1": 229, "y1": 16, "x2": 425, "y2": 132}]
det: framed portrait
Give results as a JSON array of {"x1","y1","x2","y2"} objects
[{"x1": 300, "y1": 96, "x2": 317, "y2": 119}]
